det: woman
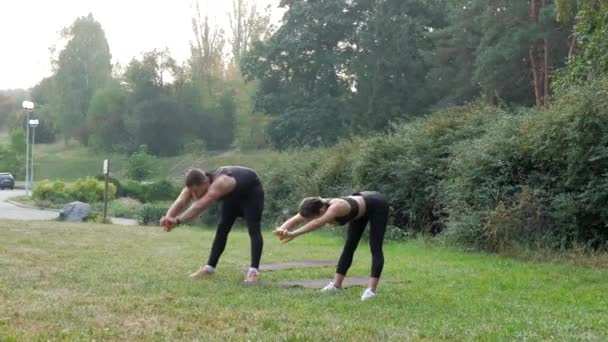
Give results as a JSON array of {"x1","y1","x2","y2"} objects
[{"x1": 274, "y1": 191, "x2": 389, "y2": 300}]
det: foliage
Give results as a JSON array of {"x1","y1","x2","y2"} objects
[
  {"x1": 122, "y1": 180, "x2": 179, "y2": 203},
  {"x1": 54, "y1": 14, "x2": 112, "y2": 145},
  {"x1": 125, "y1": 145, "x2": 156, "y2": 181},
  {"x1": 443, "y1": 76, "x2": 608, "y2": 251},
  {"x1": 555, "y1": 0, "x2": 608, "y2": 87},
  {"x1": 94, "y1": 174, "x2": 124, "y2": 197},
  {"x1": 108, "y1": 198, "x2": 143, "y2": 219},
  {"x1": 206, "y1": 78, "x2": 608, "y2": 249},
  {"x1": 137, "y1": 204, "x2": 169, "y2": 225},
  {"x1": 71, "y1": 177, "x2": 117, "y2": 203},
  {"x1": 144, "y1": 180, "x2": 181, "y2": 202},
  {"x1": 0, "y1": 129, "x2": 25, "y2": 178},
  {"x1": 122, "y1": 181, "x2": 146, "y2": 202},
  {"x1": 32, "y1": 180, "x2": 71, "y2": 203},
  {"x1": 33, "y1": 177, "x2": 116, "y2": 204},
  {"x1": 87, "y1": 81, "x2": 130, "y2": 152},
  {"x1": 243, "y1": 0, "x2": 446, "y2": 147},
  {"x1": 354, "y1": 103, "x2": 508, "y2": 232}
]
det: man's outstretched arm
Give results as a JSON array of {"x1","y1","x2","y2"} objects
[
  {"x1": 176, "y1": 190, "x2": 221, "y2": 223},
  {"x1": 174, "y1": 178, "x2": 234, "y2": 223},
  {"x1": 166, "y1": 187, "x2": 191, "y2": 218}
]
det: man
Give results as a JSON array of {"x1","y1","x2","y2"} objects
[{"x1": 161, "y1": 166, "x2": 264, "y2": 283}]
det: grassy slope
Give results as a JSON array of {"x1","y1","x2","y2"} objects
[
  {"x1": 1, "y1": 221, "x2": 607, "y2": 341},
  {"x1": 32, "y1": 143, "x2": 128, "y2": 181},
  {"x1": 30, "y1": 142, "x2": 278, "y2": 182}
]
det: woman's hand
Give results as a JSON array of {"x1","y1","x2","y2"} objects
[
  {"x1": 274, "y1": 228, "x2": 296, "y2": 243},
  {"x1": 273, "y1": 227, "x2": 288, "y2": 238},
  {"x1": 280, "y1": 231, "x2": 296, "y2": 244}
]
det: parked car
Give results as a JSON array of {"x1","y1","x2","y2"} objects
[{"x1": 0, "y1": 173, "x2": 15, "y2": 190}]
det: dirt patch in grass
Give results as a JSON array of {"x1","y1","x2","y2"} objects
[
  {"x1": 241, "y1": 260, "x2": 336, "y2": 272},
  {"x1": 271, "y1": 276, "x2": 406, "y2": 289}
]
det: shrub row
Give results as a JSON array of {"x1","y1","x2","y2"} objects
[
  {"x1": 34, "y1": 177, "x2": 179, "y2": 206},
  {"x1": 199, "y1": 77, "x2": 608, "y2": 250},
  {"x1": 121, "y1": 180, "x2": 180, "y2": 203},
  {"x1": 33, "y1": 177, "x2": 117, "y2": 203}
]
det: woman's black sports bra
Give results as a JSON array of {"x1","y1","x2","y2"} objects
[{"x1": 334, "y1": 197, "x2": 360, "y2": 225}]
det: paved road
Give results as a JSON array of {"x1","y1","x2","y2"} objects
[
  {"x1": 0, "y1": 189, "x2": 59, "y2": 220},
  {"x1": 0, "y1": 189, "x2": 137, "y2": 225}
]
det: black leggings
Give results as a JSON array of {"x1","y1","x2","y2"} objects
[
  {"x1": 336, "y1": 192, "x2": 389, "y2": 278},
  {"x1": 206, "y1": 183, "x2": 264, "y2": 269}
]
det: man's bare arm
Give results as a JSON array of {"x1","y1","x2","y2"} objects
[
  {"x1": 165, "y1": 187, "x2": 191, "y2": 218},
  {"x1": 176, "y1": 178, "x2": 234, "y2": 223}
]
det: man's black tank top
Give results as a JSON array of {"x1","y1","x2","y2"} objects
[
  {"x1": 207, "y1": 166, "x2": 260, "y2": 200},
  {"x1": 334, "y1": 197, "x2": 360, "y2": 225}
]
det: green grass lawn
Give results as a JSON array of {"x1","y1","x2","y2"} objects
[{"x1": 1, "y1": 221, "x2": 607, "y2": 340}]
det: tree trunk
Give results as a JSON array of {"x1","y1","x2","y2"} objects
[
  {"x1": 543, "y1": 38, "x2": 550, "y2": 106},
  {"x1": 529, "y1": 0, "x2": 549, "y2": 108},
  {"x1": 529, "y1": 44, "x2": 543, "y2": 107},
  {"x1": 567, "y1": 34, "x2": 576, "y2": 60}
]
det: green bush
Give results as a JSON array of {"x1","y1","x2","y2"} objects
[
  {"x1": 443, "y1": 77, "x2": 608, "y2": 251},
  {"x1": 145, "y1": 180, "x2": 180, "y2": 202},
  {"x1": 123, "y1": 181, "x2": 146, "y2": 201},
  {"x1": 71, "y1": 177, "x2": 117, "y2": 203},
  {"x1": 138, "y1": 204, "x2": 168, "y2": 226},
  {"x1": 109, "y1": 198, "x2": 143, "y2": 219},
  {"x1": 126, "y1": 145, "x2": 156, "y2": 181},
  {"x1": 121, "y1": 180, "x2": 179, "y2": 203},
  {"x1": 168, "y1": 80, "x2": 608, "y2": 250},
  {"x1": 32, "y1": 180, "x2": 70, "y2": 203},
  {"x1": 94, "y1": 175, "x2": 124, "y2": 197},
  {"x1": 353, "y1": 103, "x2": 508, "y2": 233}
]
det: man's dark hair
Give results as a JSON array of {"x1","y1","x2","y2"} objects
[
  {"x1": 185, "y1": 168, "x2": 208, "y2": 187},
  {"x1": 299, "y1": 197, "x2": 328, "y2": 218}
]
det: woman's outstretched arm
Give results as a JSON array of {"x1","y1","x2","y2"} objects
[
  {"x1": 278, "y1": 214, "x2": 306, "y2": 231},
  {"x1": 280, "y1": 206, "x2": 340, "y2": 243}
]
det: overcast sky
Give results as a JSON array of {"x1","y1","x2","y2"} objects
[{"x1": 0, "y1": 0, "x2": 281, "y2": 90}]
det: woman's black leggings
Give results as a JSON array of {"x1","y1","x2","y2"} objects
[
  {"x1": 206, "y1": 183, "x2": 264, "y2": 269},
  {"x1": 336, "y1": 192, "x2": 389, "y2": 278}
]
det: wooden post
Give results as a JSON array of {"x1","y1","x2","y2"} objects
[{"x1": 103, "y1": 159, "x2": 109, "y2": 223}]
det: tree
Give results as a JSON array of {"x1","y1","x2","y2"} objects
[
  {"x1": 0, "y1": 129, "x2": 26, "y2": 178},
  {"x1": 0, "y1": 89, "x2": 28, "y2": 130},
  {"x1": 29, "y1": 76, "x2": 60, "y2": 144},
  {"x1": 228, "y1": 0, "x2": 273, "y2": 67},
  {"x1": 87, "y1": 81, "x2": 131, "y2": 152},
  {"x1": 242, "y1": 0, "x2": 447, "y2": 147},
  {"x1": 55, "y1": 13, "x2": 112, "y2": 145},
  {"x1": 126, "y1": 145, "x2": 156, "y2": 181},
  {"x1": 191, "y1": 0, "x2": 226, "y2": 102},
  {"x1": 467, "y1": 0, "x2": 574, "y2": 107},
  {"x1": 426, "y1": 1, "x2": 482, "y2": 108},
  {"x1": 555, "y1": 0, "x2": 608, "y2": 85}
]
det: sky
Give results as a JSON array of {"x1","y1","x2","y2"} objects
[{"x1": 0, "y1": 0, "x2": 281, "y2": 90}]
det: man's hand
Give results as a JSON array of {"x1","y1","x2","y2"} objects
[{"x1": 161, "y1": 216, "x2": 178, "y2": 232}]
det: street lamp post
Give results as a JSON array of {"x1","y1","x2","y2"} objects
[
  {"x1": 29, "y1": 119, "x2": 39, "y2": 192},
  {"x1": 22, "y1": 101, "x2": 34, "y2": 196}
]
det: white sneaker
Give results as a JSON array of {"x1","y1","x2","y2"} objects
[
  {"x1": 189, "y1": 265, "x2": 215, "y2": 278},
  {"x1": 320, "y1": 282, "x2": 341, "y2": 292},
  {"x1": 244, "y1": 267, "x2": 260, "y2": 283},
  {"x1": 361, "y1": 288, "x2": 377, "y2": 301}
]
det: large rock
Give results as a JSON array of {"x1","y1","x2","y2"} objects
[{"x1": 59, "y1": 201, "x2": 91, "y2": 222}]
